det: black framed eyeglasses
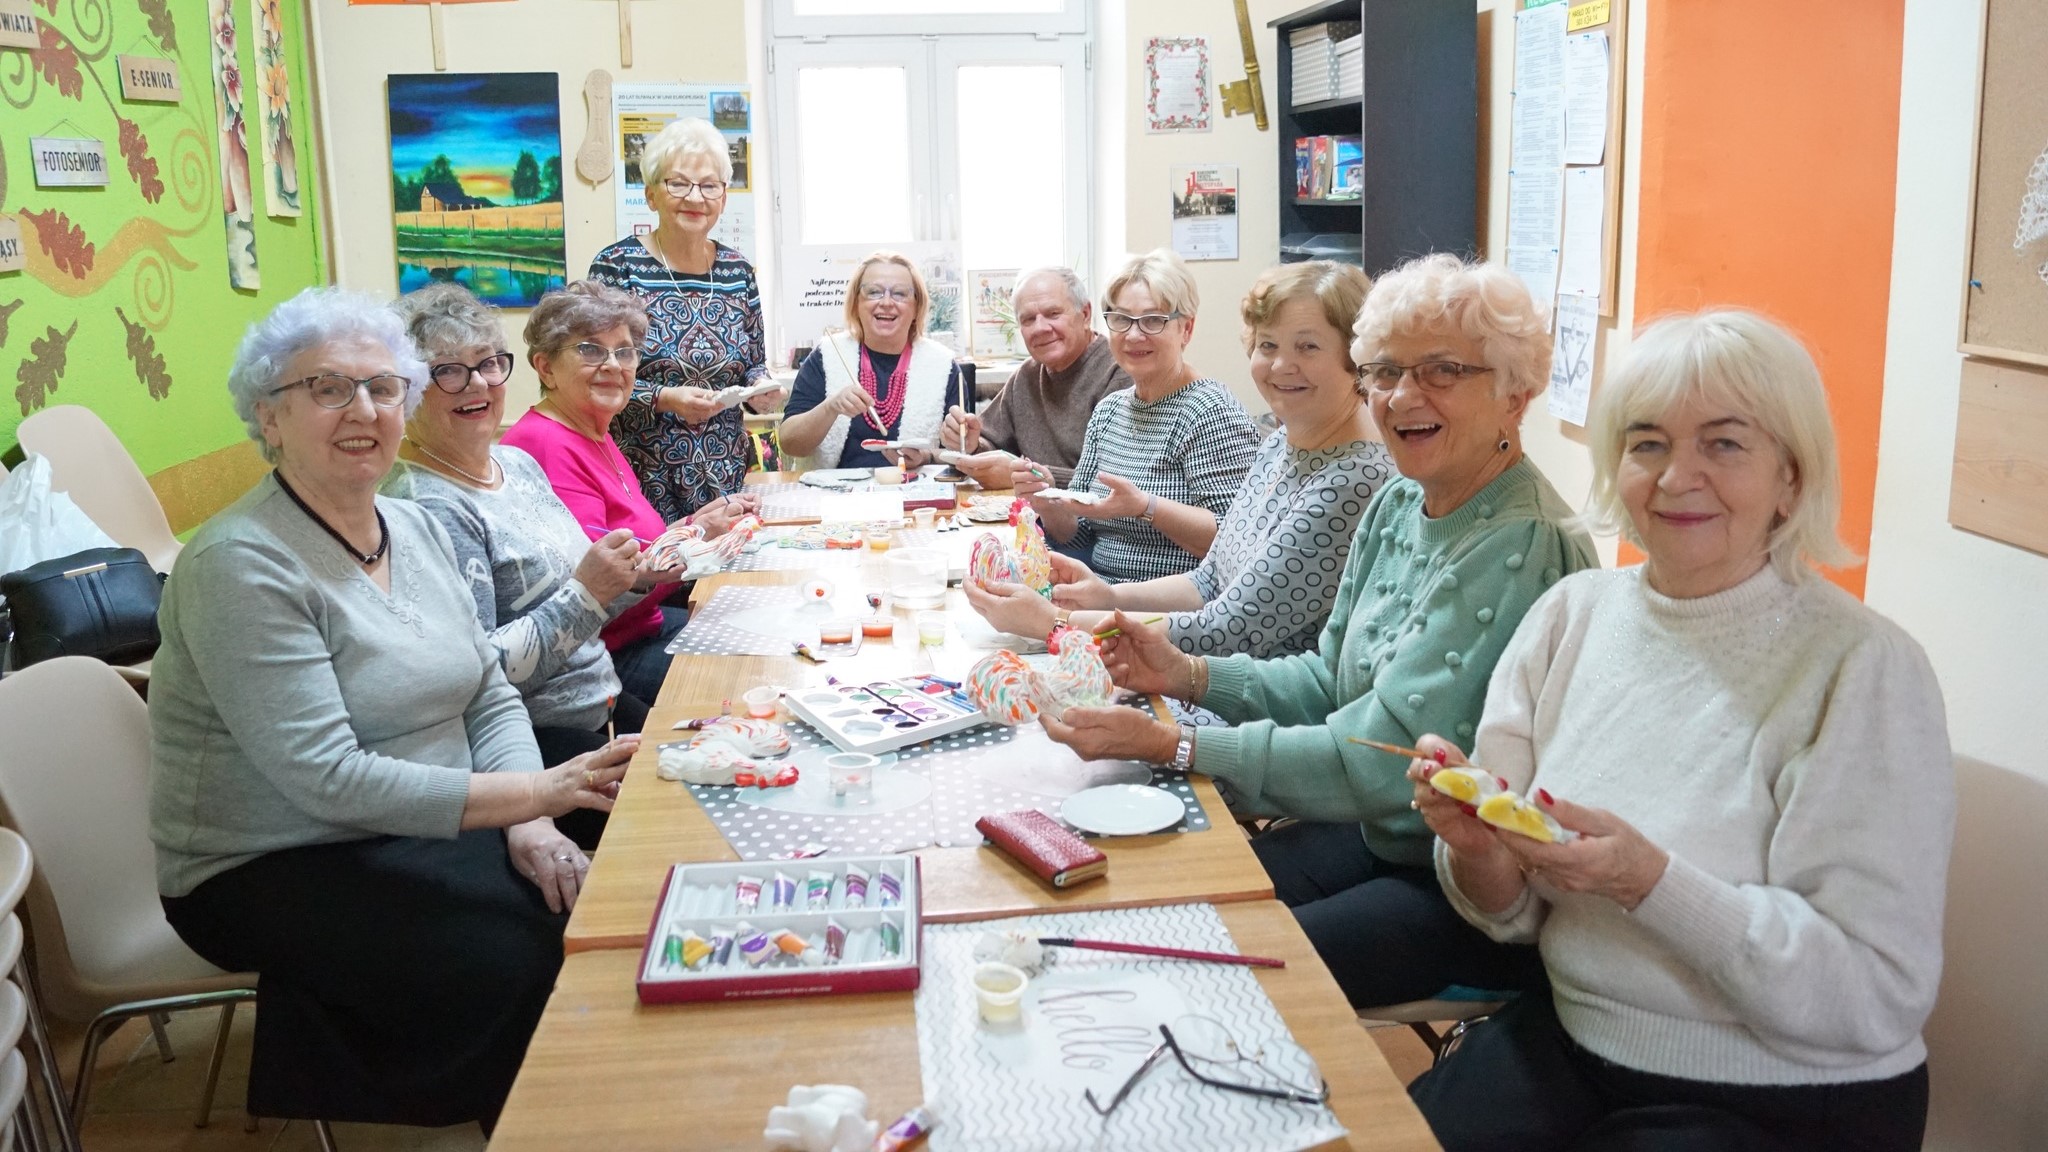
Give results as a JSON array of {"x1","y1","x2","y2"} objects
[
  {"x1": 1103, "y1": 310, "x2": 1185, "y2": 335},
  {"x1": 1084, "y1": 1018, "x2": 1329, "y2": 1118},
  {"x1": 1356, "y1": 360, "x2": 1495, "y2": 392},
  {"x1": 270, "y1": 373, "x2": 409, "y2": 409},
  {"x1": 427, "y1": 352, "x2": 515, "y2": 393},
  {"x1": 659, "y1": 178, "x2": 728, "y2": 201}
]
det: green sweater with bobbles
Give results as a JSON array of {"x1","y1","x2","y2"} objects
[{"x1": 1189, "y1": 457, "x2": 1597, "y2": 867}]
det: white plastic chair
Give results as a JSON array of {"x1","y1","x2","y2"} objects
[
  {"x1": 15, "y1": 406, "x2": 181, "y2": 574},
  {"x1": 1923, "y1": 757, "x2": 2048, "y2": 1150},
  {"x1": 0, "y1": 827, "x2": 75, "y2": 1151},
  {"x1": 0, "y1": 658, "x2": 255, "y2": 1133}
]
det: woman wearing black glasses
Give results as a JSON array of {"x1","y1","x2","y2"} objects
[
  {"x1": 501, "y1": 280, "x2": 752, "y2": 704},
  {"x1": 152, "y1": 288, "x2": 633, "y2": 1130},
  {"x1": 777, "y1": 249, "x2": 968, "y2": 470},
  {"x1": 1026, "y1": 248, "x2": 1262, "y2": 583},
  {"x1": 384, "y1": 284, "x2": 650, "y2": 824},
  {"x1": 590, "y1": 117, "x2": 781, "y2": 526}
]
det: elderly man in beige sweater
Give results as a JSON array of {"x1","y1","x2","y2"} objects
[{"x1": 907, "y1": 265, "x2": 1130, "y2": 488}]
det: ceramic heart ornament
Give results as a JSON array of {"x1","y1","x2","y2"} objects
[
  {"x1": 968, "y1": 533, "x2": 1026, "y2": 592},
  {"x1": 966, "y1": 649, "x2": 1039, "y2": 725}
]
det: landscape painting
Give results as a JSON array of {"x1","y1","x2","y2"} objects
[{"x1": 387, "y1": 72, "x2": 566, "y2": 307}]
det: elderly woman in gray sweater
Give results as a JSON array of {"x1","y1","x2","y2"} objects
[
  {"x1": 1406, "y1": 311, "x2": 1951, "y2": 1152},
  {"x1": 150, "y1": 288, "x2": 632, "y2": 1130}
]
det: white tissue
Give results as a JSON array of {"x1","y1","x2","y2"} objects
[{"x1": 763, "y1": 1084, "x2": 875, "y2": 1152}]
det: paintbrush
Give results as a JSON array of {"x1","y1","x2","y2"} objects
[
  {"x1": 1089, "y1": 615, "x2": 1166, "y2": 641},
  {"x1": 1347, "y1": 736, "x2": 1474, "y2": 768},
  {"x1": 606, "y1": 695, "x2": 616, "y2": 744},
  {"x1": 1036, "y1": 938, "x2": 1285, "y2": 969}
]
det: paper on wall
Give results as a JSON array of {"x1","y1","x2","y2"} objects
[
  {"x1": 612, "y1": 83, "x2": 756, "y2": 262},
  {"x1": 1548, "y1": 292, "x2": 1598, "y2": 426},
  {"x1": 1507, "y1": 167, "x2": 1562, "y2": 305},
  {"x1": 1558, "y1": 165, "x2": 1605, "y2": 298},
  {"x1": 1564, "y1": 31, "x2": 1609, "y2": 165}
]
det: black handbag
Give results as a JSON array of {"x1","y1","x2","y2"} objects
[{"x1": 0, "y1": 546, "x2": 164, "y2": 668}]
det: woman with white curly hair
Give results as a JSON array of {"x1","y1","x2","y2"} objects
[
  {"x1": 149, "y1": 287, "x2": 634, "y2": 1128},
  {"x1": 1045, "y1": 254, "x2": 1597, "y2": 1008}
]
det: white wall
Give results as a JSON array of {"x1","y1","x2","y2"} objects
[
  {"x1": 306, "y1": 0, "x2": 750, "y2": 414},
  {"x1": 1864, "y1": 0, "x2": 2048, "y2": 779}
]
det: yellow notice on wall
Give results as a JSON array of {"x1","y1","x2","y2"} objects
[{"x1": 1568, "y1": 0, "x2": 1611, "y2": 30}]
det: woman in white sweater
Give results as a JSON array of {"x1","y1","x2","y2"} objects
[{"x1": 1405, "y1": 311, "x2": 1951, "y2": 1152}]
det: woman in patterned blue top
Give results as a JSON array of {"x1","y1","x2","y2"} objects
[
  {"x1": 968, "y1": 262, "x2": 1393, "y2": 660},
  {"x1": 589, "y1": 117, "x2": 778, "y2": 528}
]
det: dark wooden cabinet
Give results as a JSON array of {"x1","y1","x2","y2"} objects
[{"x1": 1271, "y1": 0, "x2": 1477, "y2": 274}]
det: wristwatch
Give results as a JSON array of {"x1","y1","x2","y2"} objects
[{"x1": 1169, "y1": 724, "x2": 1195, "y2": 772}]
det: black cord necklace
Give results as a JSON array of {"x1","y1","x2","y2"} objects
[{"x1": 273, "y1": 470, "x2": 389, "y2": 566}]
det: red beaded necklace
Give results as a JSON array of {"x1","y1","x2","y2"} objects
[{"x1": 858, "y1": 343, "x2": 913, "y2": 431}]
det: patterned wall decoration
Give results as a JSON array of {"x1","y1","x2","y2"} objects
[{"x1": 1, "y1": 0, "x2": 323, "y2": 481}]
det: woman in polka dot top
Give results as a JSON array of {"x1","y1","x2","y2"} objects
[{"x1": 1045, "y1": 255, "x2": 1598, "y2": 1009}]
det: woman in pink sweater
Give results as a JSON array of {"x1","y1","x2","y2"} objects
[{"x1": 501, "y1": 281, "x2": 758, "y2": 702}]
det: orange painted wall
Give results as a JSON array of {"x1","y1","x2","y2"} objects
[{"x1": 1630, "y1": 0, "x2": 1906, "y2": 597}]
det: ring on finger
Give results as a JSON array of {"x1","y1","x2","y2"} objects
[{"x1": 584, "y1": 768, "x2": 597, "y2": 788}]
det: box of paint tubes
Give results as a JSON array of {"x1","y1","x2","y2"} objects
[{"x1": 637, "y1": 855, "x2": 922, "y2": 1004}]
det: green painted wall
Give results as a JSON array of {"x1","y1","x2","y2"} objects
[{"x1": 2, "y1": 0, "x2": 326, "y2": 475}]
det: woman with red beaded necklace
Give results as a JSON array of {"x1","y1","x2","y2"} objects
[{"x1": 777, "y1": 251, "x2": 966, "y2": 469}]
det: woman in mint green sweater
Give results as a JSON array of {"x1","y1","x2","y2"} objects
[{"x1": 1046, "y1": 254, "x2": 1597, "y2": 1007}]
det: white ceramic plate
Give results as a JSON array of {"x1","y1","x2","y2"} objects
[{"x1": 1059, "y1": 784, "x2": 1184, "y2": 836}]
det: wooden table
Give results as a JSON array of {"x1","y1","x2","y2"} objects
[
  {"x1": 563, "y1": 567, "x2": 1274, "y2": 953},
  {"x1": 492, "y1": 900, "x2": 1441, "y2": 1152}
]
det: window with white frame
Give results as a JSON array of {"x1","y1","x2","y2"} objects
[{"x1": 766, "y1": 0, "x2": 1092, "y2": 353}]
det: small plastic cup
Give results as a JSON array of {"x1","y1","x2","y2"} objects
[
  {"x1": 916, "y1": 612, "x2": 947, "y2": 647},
  {"x1": 742, "y1": 686, "x2": 779, "y2": 719},
  {"x1": 867, "y1": 531, "x2": 893, "y2": 553},
  {"x1": 826, "y1": 752, "x2": 877, "y2": 798},
  {"x1": 973, "y1": 961, "x2": 1029, "y2": 1025},
  {"x1": 861, "y1": 616, "x2": 895, "y2": 639},
  {"x1": 912, "y1": 507, "x2": 937, "y2": 530},
  {"x1": 819, "y1": 618, "x2": 856, "y2": 646}
]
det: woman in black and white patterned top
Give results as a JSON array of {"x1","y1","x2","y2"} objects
[
  {"x1": 971, "y1": 262, "x2": 1391, "y2": 658},
  {"x1": 1023, "y1": 249, "x2": 1262, "y2": 582}
]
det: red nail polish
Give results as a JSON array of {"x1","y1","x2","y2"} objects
[
  {"x1": 1536, "y1": 788, "x2": 1554, "y2": 806},
  {"x1": 1496, "y1": 776, "x2": 1511, "y2": 791},
  {"x1": 1460, "y1": 803, "x2": 1478, "y2": 817},
  {"x1": 1432, "y1": 747, "x2": 1449, "y2": 764}
]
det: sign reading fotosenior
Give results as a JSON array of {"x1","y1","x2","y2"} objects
[{"x1": 30, "y1": 137, "x2": 110, "y2": 188}]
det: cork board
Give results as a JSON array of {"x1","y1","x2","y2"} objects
[
  {"x1": 1950, "y1": 357, "x2": 2048, "y2": 557},
  {"x1": 1960, "y1": 0, "x2": 2048, "y2": 366}
]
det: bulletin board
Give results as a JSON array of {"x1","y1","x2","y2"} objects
[
  {"x1": 1958, "y1": 0, "x2": 2048, "y2": 366},
  {"x1": 1509, "y1": 0, "x2": 1629, "y2": 318}
]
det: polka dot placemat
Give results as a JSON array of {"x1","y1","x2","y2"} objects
[
  {"x1": 678, "y1": 715, "x2": 1208, "y2": 860},
  {"x1": 664, "y1": 585, "x2": 818, "y2": 656}
]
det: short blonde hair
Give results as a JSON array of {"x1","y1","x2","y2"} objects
[
  {"x1": 1240, "y1": 261, "x2": 1373, "y2": 367},
  {"x1": 641, "y1": 117, "x2": 732, "y2": 187},
  {"x1": 843, "y1": 251, "x2": 929, "y2": 346},
  {"x1": 1102, "y1": 248, "x2": 1199, "y2": 319},
  {"x1": 1352, "y1": 254, "x2": 1549, "y2": 405},
  {"x1": 1585, "y1": 309, "x2": 1858, "y2": 582}
]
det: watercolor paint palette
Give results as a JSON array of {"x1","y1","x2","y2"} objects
[
  {"x1": 638, "y1": 856, "x2": 922, "y2": 1004},
  {"x1": 781, "y1": 676, "x2": 993, "y2": 754}
]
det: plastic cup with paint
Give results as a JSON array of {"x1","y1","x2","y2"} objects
[
  {"x1": 819, "y1": 618, "x2": 856, "y2": 646},
  {"x1": 867, "y1": 530, "x2": 893, "y2": 553},
  {"x1": 861, "y1": 616, "x2": 895, "y2": 640},
  {"x1": 973, "y1": 962, "x2": 1029, "y2": 1025},
  {"x1": 741, "y1": 686, "x2": 780, "y2": 720},
  {"x1": 826, "y1": 752, "x2": 877, "y2": 798},
  {"x1": 912, "y1": 507, "x2": 937, "y2": 530},
  {"x1": 916, "y1": 612, "x2": 947, "y2": 647}
]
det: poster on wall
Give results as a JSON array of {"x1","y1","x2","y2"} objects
[
  {"x1": 206, "y1": 0, "x2": 259, "y2": 289},
  {"x1": 387, "y1": 72, "x2": 567, "y2": 308},
  {"x1": 1170, "y1": 165, "x2": 1239, "y2": 262},
  {"x1": 1547, "y1": 292, "x2": 1597, "y2": 426},
  {"x1": 252, "y1": 0, "x2": 301, "y2": 216},
  {"x1": 1145, "y1": 37, "x2": 1211, "y2": 133},
  {"x1": 969, "y1": 270, "x2": 1021, "y2": 358},
  {"x1": 612, "y1": 83, "x2": 756, "y2": 263}
]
